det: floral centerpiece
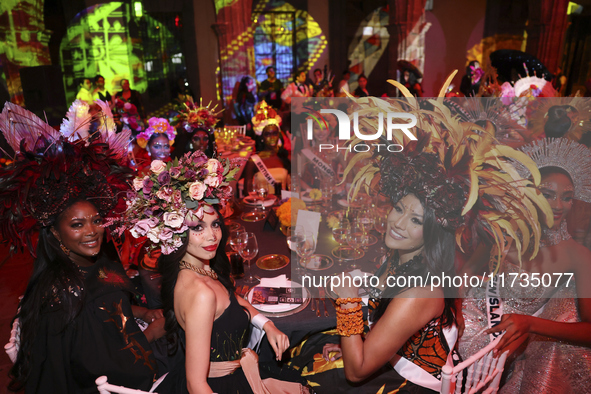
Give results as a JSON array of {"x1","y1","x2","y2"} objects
[
  {"x1": 276, "y1": 198, "x2": 306, "y2": 234},
  {"x1": 119, "y1": 151, "x2": 238, "y2": 254}
]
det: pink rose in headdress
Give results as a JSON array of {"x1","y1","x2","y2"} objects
[
  {"x1": 157, "y1": 187, "x2": 173, "y2": 202},
  {"x1": 133, "y1": 177, "x2": 146, "y2": 191},
  {"x1": 147, "y1": 227, "x2": 161, "y2": 243},
  {"x1": 170, "y1": 167, "x2": 181, "y2": 179},
  {"x1": 189, "y1": 181, "x2": 207, "y2": 200},
  {"x1": 131, "y1": 218, "x2": 156, "y2": 238},
  {"x1": 158, "y1": 227, "x2": 174, "y2": 241},
  {"x1": 204, "y1": 175, "x2": 220, "y2": 187},
  {"x1": 158, "y1": 171, "x2": 171, "y2": 185},
  {"x1": 143, "y1": 178, "x2": 154, "y2": 195},
  {"x1": 163, "y1": 211, "x2": 185, "y2": 229},
  {"x1": 161, "y1": 244, "x2": 175, "y2": 255},
  {"x1": 151, "y1": 160, "x2": 167, "y2": 175},
  {"x1": 206, "y1": 159, "x2": 220, "y2": 175}
]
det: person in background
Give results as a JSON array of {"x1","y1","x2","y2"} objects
[
  {"x1": 116, "y1": 79, "x2": 145, "y2": 120},
  {"x1": 460, "y1": 60, "x2": 482, "y2": 97},
  {"x1": 353, "y1": 74, "x2": 369, "y2": 97},
  {"x1": 281, "y1": 71, "x2": 312, "y2": 106},
  {"x1": 400, "y1": 70, "x2": 424, "y2": 97},
  {"x1": 312, "y1": 68, "x2": 333, "y2": 97},
  {"x1": 92, "y1": 74, "x2": 112, "y2": 103},
  {"x1": 259, "y1": 66, "x2": 284, "y2": 110},
  {"x1": 75, "y1": 77, "x2": 95, "y2": 106},
  {"x1": 234, "y1": 76, "x2": 258, "y2": 138},
  {"x1": 337, "y1": 70, "x2": 351, "y2": 96}
]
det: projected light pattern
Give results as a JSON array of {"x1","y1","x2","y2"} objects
[
  {"x1": 59, "y1": 2, "x2": 184, "y2": 106},
  {"x1": 0, "y1": 0, "x2": 52, "y2": 105}
]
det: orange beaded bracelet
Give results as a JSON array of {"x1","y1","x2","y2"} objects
[
  {"x1": 335, "y1": 297, "x2": 362, "y2": 306},
  {"x1": 336, "y1": 309, "x2": 364, "y2": 336}
]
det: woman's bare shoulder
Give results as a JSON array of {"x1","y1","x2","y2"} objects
[{"x1": 175, "y1": 272, "x2": 217, "y2": 311}]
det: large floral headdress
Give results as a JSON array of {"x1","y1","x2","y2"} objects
[
  {"x1": 0, "y1": 100, "x2": 133, "y2": 255},
  {"x1": 136, "y1": 117, "x2": 176, "y2": 149},
  {"x1": 252, "y1": 100, "x2": 282, "y2": 136},
  {"x1": 114, "y1": 99, "x2": 143, "y2": 132},
  {"x1": 344, "y1": 72, "x2": 553, "y2": 266},
  {"x1": 171, "y1": 97, "x2": 222, "y2": 132},
  {"x1": 120, "y1": 152, "x2": 239, "y2": 254}
]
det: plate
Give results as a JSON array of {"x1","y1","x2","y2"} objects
[
  {"x1": 247, "y1": 282, "x2": 311, "y2": 317},
  {"x1": 331, "y1": 246, "x2": 364, "y2": 261},
  {"x1": 241, "y1": 211, "x2": 267, "y2": 222},
  {"x1": 225, "y1": 220, "x2": 242, "y2": 232},
  {"x1": 256, "y1": 254, "x2": 290, "y2": 270},
  {"x1": 243, "y1": 195, "x2": 277, "y2": 207},
  {"x1": 300, "y1": 254, "x2": 333, "y2": 271}
]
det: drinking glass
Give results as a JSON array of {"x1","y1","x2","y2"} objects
[
  {"x1": 356, "y1": 208, "x2": 375, "y2": 249},
  {"x1": 373, "y1": 209, "x2": 388, "y2": 255},
  {"x1": 238, "y1": 232, "x2": 259, "y2": 284},
  {"x1": 332, "y1": 217, "x2": 350, "y2": 267},
  {"x1": 296, "y1": 231, "x2": 317, "y2": 271},
  {"x1": 346, "y1": 223, "x2": 365, "y2": 269},
  {"x1": 255, "y1": 178, "x2": 269, "y2": 210},
  {"x1": 228, "y1": 229, "x2": 245, "y2": 252},
  {"x1": 288, "y1": 232, "x2": 306, "y2": 276}
]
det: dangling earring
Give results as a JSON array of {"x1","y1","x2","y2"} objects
[{"x1": 60, "y1": 241, "x2": 70, "y2": 256}]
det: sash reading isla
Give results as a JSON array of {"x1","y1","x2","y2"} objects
[
  {"x1": 301, "y1": 148, "x2": 335, "y2": 178},
  {"x1": 250, "y1": 154, "x2": 276, "y2": 185},
  {"x1": 486, "y1": 245, "x2": 505, "y2": 342}
]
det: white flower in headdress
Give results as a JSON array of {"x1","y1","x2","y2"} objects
[{"x1": 60, "y1": 100, "x2": 91, "y2": 141}]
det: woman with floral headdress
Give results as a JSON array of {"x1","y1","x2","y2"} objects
[
  {"x1": 286, "y1": 76, "x2": 549, "y2": 393},
  {"x1": 122, "y1": 153, "x2": 309, "y2": 393},
  {"x1": 1, "y1": 100, "x2": 165, "y2": 392},
  {"x1": 459, "y1": 138, "x2": 591, "y2": 393},
  {"x1": 133, "y1": 117, "x2": 177, "y2": 174},
  {"x1": 171, "y1": 98, "x2": 221, "y2": 160},
  {"x1": 243, "y1": 100, "x2": 291, "y2": 195}
]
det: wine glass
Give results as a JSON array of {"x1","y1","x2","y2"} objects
[
  {"x1": 346, "y1": 223, "x2": 365, "y2": 269},
  {"x1": 373, "y1": 209, "x2": 388, "y2": 255},
  {"x1": 288, "y1": 232, "x2": 306, "y2": 276},
  {"x1": 228, "y1": 229, "x2": 245, "y2": 252},
  {"x1": 296, "y1": 231, "x2": 317, "y2": 271},
  {"x1": 332, "y1": 217, "x2": 350, "y2": 267},
  {"x1": 356, "y1": 208, "x2": 375, "y2": 249},
  {"x1": 238, "y1": 232, "x2": 259, "y2": 284},
  {"x1": 255, "y1": 179, "x2": 269, "y2": 211}
]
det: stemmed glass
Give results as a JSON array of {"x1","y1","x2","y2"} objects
[
  {"x1": 237, "y1": 232, "x2": 259, "y2": 284},
  {"x1": 373, "y1": 209, "x2": 388, "y2": 255},
  {"x1": 288, "y1": 232, "x2": 306, "y2": 277},
  {"x1": 296, "y1": 231, "x2": 317, "y2": 271},
  {"x1": 332, "y1": 217, "x2": 350, "y2": 267},
  {"x1": 228, "y1": 229, "x2": 245, "y2": 252},
  {"x1": 356, "y1": 208, "x2": 375, "y2": 249},
  {"x1": 346, "y1": 222, "x2": 365, "y2": 270},
  {"x1": 255, "y1": 178, "x2": 269, "y2": 209}
]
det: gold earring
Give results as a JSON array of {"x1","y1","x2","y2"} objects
[{"x1": 60, "y1": 242, "x2": 70, "y2": 256}]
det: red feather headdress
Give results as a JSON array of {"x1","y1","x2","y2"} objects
[{"x1": 0, "y1": 100, "x2": 133, "y2": 255}]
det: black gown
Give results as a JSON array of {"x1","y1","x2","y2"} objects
[
  {"x1": 26, "y1": 255, "x2": 157, "y2": 393},
  {"x1": 159, "y1": 292, "x2": 254, "y2": 394}
]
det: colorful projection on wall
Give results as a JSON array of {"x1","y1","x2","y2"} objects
[
  {"x1": 348, "y1": 6, "x2": 389, "y2": 91},
  {"x1": 253, "y1": 0, "x2": 327, "y2": 86},
  {"x1": 59, "y1": 2, "x2": 183, "y2": 106},
  {"x1": 0, "y1": 0, "x2": 52, "y2": 105}
]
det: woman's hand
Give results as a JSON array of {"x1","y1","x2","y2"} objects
[
  {"x1": 485, "y1": 313, "x2": 532, "y2": 355},
  {"x1": 263, "y1": 322, "x2": 290, "y2": 361},
  {"x1": 143, "y1": 317, "x2": 166, "y2": 342},
  {"x1": 143, "y1": 308, "x2": 164, "y2": 323},
  {"x1": 322, "y1": 343, "x2": 342, "y2": 361},
  {"x1": 333, "y1": 274, "x2": 359, "y2": 300}
]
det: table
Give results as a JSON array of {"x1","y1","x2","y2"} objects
[{"x1": 230, "y1": 198, "x2": 381, "y2": 362}]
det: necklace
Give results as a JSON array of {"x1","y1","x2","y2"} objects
[
  {"x1": 540, "y1": 220, "x2": 571, "y2": 247},
  {"x1": 179, "y1": 261, "x2": 218, "y2": 280},
  {"x1": 386, "y1": 253, "x2": 423, "y2": 277}
]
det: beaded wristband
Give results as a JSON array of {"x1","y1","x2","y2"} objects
[
  {"x1": 336, "y1": 309, "x2": 364, "y2": 337},
  {"x1": 335, "y1": 304, "x2": 362, "y2": 314},
  {"x1": 335, "y1": 297, "x2": 362, "y2": 306}
]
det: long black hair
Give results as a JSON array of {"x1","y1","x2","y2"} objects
[
  {"x1": 371, "y1": 195, "x2": 457, "y2": 328},
  {"x1": 158, "y1": 205, "x2": 234, "y2": 355},
  {"x1": 9, "y1": 225, "x2": 89, "y2": 390}
]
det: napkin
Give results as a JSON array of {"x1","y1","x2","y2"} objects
[{"x1": 250, "y1": 275, "x2": 304, "y2": 313}]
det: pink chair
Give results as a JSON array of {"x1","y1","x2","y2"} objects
[{"x1": 440, "y1": 335, "x2": 509, "y2": 394}]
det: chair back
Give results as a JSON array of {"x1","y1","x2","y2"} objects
[
  {"x1": 440, "y1": 335, "x2": 508, "y2": 394},
  {"x1": 225, "y1": 125, "x2": 247, "y2": 136}
]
